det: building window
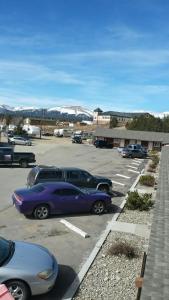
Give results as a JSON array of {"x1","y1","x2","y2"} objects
[{"x1": 153, "y1": 142, "x2": 161, "y2": 147}]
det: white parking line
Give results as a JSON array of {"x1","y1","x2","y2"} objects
[
  {"x1": 116, "y1": 174, "x2": 130, "y2": 179},
  {"x1": 127, "y1": 165, "x2": 138, "y2": 169},
  {"x1": 111, "y1": 180, "x2": 125, "y2": 186},
  {"x1": 134, "y1": 158, "x2": 142, "y2": 162},
  {"x1": 132, "y1": 162, "x2": 141, "y2": 165},
  {"x1": 128, "y1": 169, "x2": 140, "y2": 174},
  {"x1": 60, "y1": 219, "x2": 90, "y2": 238}
]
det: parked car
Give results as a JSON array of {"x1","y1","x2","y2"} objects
[
  {"x1": 42, "y1": 132, "x2": 53, "y2": 136},
  {"x1": 0, "y1": 236, "x2": 58, "y2": 300},
  {"x1": 12, "y1": 182, "x2": 112, "y2": 219},
  {"x1": 117, "y1": 146, "x2": 125, "y2": 153},
  {"x1": 27, "y1": 166, "x2": 113, "y2": 194},
  {"x1": 72, "y1": 135, "x2": 82, "y2": 144},
  {"x1": 8, "y1": 136, "x2": 32, "y2": 146},
  {"x1": 94, "y1": 140, "x2": 113, "y2": 149},
  {"x1": 7, "y1": 130, "x2": 14, "y2": 138},
  {"x1": 121, "y1": 148, "x2": 147, "y2": 158},
  {"x1": 127, "y1": 144, "x2": 148, "y2": 155},
  {"x1": 0, "y1": 145, "x2": 36, "y2": 167}
]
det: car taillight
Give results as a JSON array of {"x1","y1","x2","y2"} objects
[{"x1": 14, "y1": 193, "x2": 23, "y2": 204}]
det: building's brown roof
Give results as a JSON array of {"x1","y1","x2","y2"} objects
[{"x1": 94, "y1": 127, "x2": 169, "y2": 143}]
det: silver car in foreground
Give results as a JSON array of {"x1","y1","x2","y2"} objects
[{"x1": 0, "y1": 237, "x2": 58, "y2": 300}]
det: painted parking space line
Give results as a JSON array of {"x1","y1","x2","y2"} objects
[
  {"x1": 111, "y1": 180, "x2": 125, "y2": 186},
  {"x1": 60, "y1": 219, "x2": 90, "y2": 238},
  {"x1": 127, "y1": 165, "x2": 138, "y2": 169},
  {"x1": 116, "y1": 174, "x2": 130, "y2": 179},
  {"x1": 128, "y1": 169, "x2": 140, "y2": 174},
  {"x1": 132, "y1": 162, "x2": 141, "y2": 165},
  {"x1": 133, "y1": 161, "x2": 142, "y2": 165},
  {"x1": 134, "y1": 158, "x2": 143, "y2": 162}
]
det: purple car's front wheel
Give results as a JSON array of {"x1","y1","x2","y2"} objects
[{"x1": 92, "y1": 201, "x2": 105, "y2": 214}]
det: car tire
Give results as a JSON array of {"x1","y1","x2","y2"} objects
[
  {"x1": 20, "y1": 160, "x2": 28, "y2": 168},
  {"x1": 6, "y1": 280, "x2": 30, "y2": 300},
  {"x1": 98, "y1": 185, "x2": 109, "y2": 194},
  {"x1": 92, "y1": 200, "x2": 105, "y2": 214},
  {"x1": 33, "y1": 204, "x2": 50, "y2": 219}
]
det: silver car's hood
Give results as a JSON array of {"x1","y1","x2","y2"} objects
[{"x1": 5, "y1": 241, "x2": 55, "y2": 272}]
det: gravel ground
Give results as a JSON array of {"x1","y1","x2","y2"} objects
[{"x1": 74, "y1": 208, "x2": 153, "y2": 300}]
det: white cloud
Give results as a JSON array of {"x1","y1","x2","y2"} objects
[
  {"x1": 46, "y1": 49, "x2": 169, "y2": 68},
  {"x1": 0, "y1": 90, "x2": 87, "y2": 108},
  {"x1": 0, "y1": 60, "x2": 84, "y2": 85},
  {"x1": 106, "y1": 25, "x2": 144, "y2": 40}
]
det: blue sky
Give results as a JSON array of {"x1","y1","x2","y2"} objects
[{"x1": 0, "y1": 0, "x2": 169, "y2": 113}]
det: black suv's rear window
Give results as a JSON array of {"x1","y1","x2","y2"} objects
[
  {"x1": 30, "y1": 185, "x2": 45, "y2": 193},
  {"x1": 39, "y1": 170, "x2": 62, "y2": 179}
]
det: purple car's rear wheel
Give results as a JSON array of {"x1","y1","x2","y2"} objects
[
  {"x1": 33, "y1": 204, "x2": 49, "y2": 219},
  {"x1": 92, "y1": 201, "x2": 105, "y2": 214}
]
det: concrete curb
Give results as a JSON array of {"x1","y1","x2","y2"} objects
[{"x1": 62, "y1": 168, "x2": 145, "y2": 300}]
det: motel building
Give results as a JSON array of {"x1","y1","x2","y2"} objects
[{"x1": 94, "y1": 127, "x2": 169, "y2": 150}]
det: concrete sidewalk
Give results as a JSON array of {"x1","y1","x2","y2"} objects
[{"x1": 110, "y1": 221, "x2": 151, "y2": 238}]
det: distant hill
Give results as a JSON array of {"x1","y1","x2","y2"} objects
[{"x1": 0, "y1": 105, "x2": 93, "y2": 122}]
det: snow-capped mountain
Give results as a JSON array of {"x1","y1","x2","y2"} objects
[
  {"x1": 0, "y1": 104, "x2": 93, "y2": 121},
  {"x1": 48, "y1": 106, "x2": 92, "y2": 117}
]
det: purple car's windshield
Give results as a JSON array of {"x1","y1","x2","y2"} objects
[{"x1": 0, "y1": 238, "x2": 14, "y2": 266}]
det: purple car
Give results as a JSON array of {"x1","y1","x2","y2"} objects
[{"x1": 12, "y1": 182, "x2": 112, "y2": 219}]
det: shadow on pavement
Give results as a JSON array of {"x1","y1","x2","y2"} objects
[
  {"x1": 111, "y1": 191, "x2": 125, "y2": 197},
  {"x1": 0, "y1": 164, "x2": 36, "y2": 169},
  {"x1": 32, "y1": 264, "x2": 78, "y2": 300}
]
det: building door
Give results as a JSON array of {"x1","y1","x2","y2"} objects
[
  {"x1": 141, "y1": 141, "x2": 149, "y2": 148},
  {"x1": 124, "y1": 139, "x2": 130, "y2": 146}
]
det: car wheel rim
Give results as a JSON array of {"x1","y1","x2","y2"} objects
[
  {"x1": 93, "y1": 202, "x2": 104, "y2": 213},
  {"x1": 36, "y1": 207, "x2": 48, "y2": 219},
  {"x1": 8, "y1": 285, "x2": 24, "y2": 300}
]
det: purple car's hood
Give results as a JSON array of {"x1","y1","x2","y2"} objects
[{"x1": 5, "y1": 241, "x2": 56, "y2": 272}]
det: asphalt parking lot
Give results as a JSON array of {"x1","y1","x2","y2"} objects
[{"x1": 0, "y1": 137, "x2": 147, "y2": 299}]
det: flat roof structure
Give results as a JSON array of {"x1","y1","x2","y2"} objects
[{"x1": 94, "y1": 127, "x2": 169, "y2": 144}]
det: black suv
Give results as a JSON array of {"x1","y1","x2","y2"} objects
[
  {"x1": 94, "y1": 140, "x2": 113, "y2": 149},
  {"x1": 27, "y1": 166, "x2": 112, "y2": 194},
  {"x1": 72, "y1": 135, "x2": 82, "y2": 144}
]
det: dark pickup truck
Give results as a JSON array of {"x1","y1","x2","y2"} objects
[
  {"x1": 27, "y1": 166, "x2": 113, "y2": 194},
  {"x1": 0, "y1": 144, "x2": 36, "y2": 167}
]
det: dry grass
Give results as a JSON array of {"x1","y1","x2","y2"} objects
[{"x1": 107, "y1": 241, "x2": 139, "y2": 259}]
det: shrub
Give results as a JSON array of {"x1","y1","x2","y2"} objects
[
  {"x1": 126, "y1": 191, "x2": 153, "y2": 211},
  {"x1": 149, "y1": 150, "x2": 158, "y2": 156},
  {"x1": 147, "y1": 167, "x2": 155, "y2": 173},
  {"x1": 139, "y1": 175, "x2": 155, "y2": 186},
  {"x1": 150, "y1": 154, "x2": 159, "y2": 166},
  {"x1": 148, "y1": 162, "x2": 157, "y2": 172},
  {"x1": 108, "y1": 241, "x2": 138, "y2": 259}
]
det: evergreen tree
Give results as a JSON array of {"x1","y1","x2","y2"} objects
[
  {"x1": 109, "y1": 117, "x2": 118, "y2": 128},
  {"x1": 126, "y1": 114, "x2": 164, "y2": 132}
]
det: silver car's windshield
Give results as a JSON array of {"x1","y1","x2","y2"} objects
[{"x1": 0, "y1": 238, "x2": 14, "y2": 265}]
